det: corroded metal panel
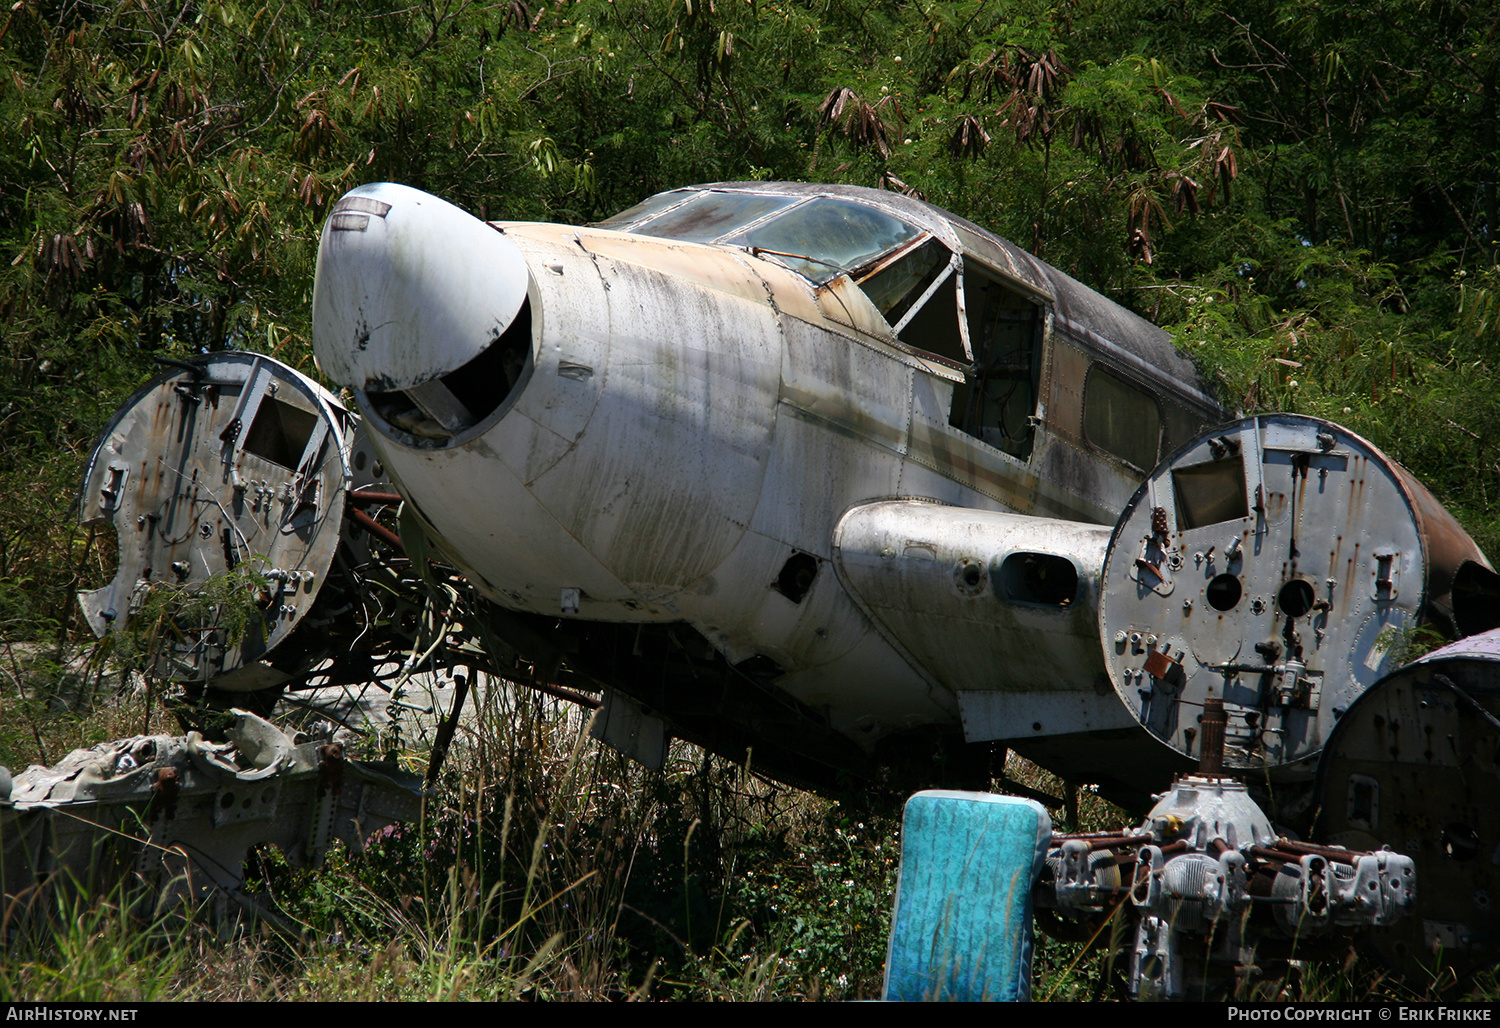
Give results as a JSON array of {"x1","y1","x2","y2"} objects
[
  {"x1": 525, "y1": 244, "x2": 781, "y2": 589},
  {"x1": 1, "y1": 712, "x2": 422, "y2": 907},
  {"x1": 1315, "y1": 630, "x2": 1500, "y2": 980},
  {"x1": 77, "y1": 353, "x2": 352, "y2": 688},
  {"x1": 1099, "y1": 414, "x2": 1489, "y2": 779}
]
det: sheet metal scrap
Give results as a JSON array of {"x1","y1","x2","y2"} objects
[
  {"x1": 76, "y1": 353, "x2": 354, "y2": 693},
  {"x1": 1315, "y1": 627, "x2": 1500, "y2": 983},
  {"x1": 0, "y1": 711, "x2": 423, "y2": 913}
]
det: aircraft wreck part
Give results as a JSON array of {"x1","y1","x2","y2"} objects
[
  {"x1": 1037, "y1": 768, "x2": 1416, "y2": 999},
  {"x1": 313, "y1": 184, "x2": 958, "y2": 747},
  {"x1": 77, "y1": 353, "x2": 355, "y2": 692},
  {"x1": 1099, "y1": 413, "x2": 1494, "y2": 782},
  {"x1": 311, "y1": 183, "x2": 531, "y2": 397},
  {"x1": 1314, "y1": 627, "x2": 1500, "y2": 981},
  {"x1": 308, "y1": 180, "x2": 1236, "y2": 762},
  {"x1": 834, "y1": 500, "x2": 1115, "y2": 716},
  {"x1": 0, "y1": 711, "x2": 423, "y2": 913}
]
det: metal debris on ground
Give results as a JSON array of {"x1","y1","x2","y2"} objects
[{"x1": 0, "y1": 710, "x2": 424, "y2": 921}]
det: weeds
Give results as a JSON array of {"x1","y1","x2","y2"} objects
[
  {"x1": 0, "y1": 880, "x2": 196, "y2": 1001},
  {"x1": 0, "y1": 655, "x2": 914, "y2": 1001},
  {"x1": 11, "y1": 652, "x2": 1489, "y2": 1002}
]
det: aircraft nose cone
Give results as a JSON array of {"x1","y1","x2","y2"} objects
[{"x1": 312, "y1": 183, "x2": 529, "y2": 393}]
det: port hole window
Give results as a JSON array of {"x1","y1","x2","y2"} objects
[
  {"x1": 951, "y1": 263, "x2": 1042, "y2": 461},
  {"x1": 997, "y1": 552, "x2": 1078, "y2": 606},
  {"x1": 1083, "y1": 365, "x2": 1161, "y2": 470}
]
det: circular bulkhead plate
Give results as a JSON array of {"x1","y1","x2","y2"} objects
[
  {"x1": 1314, "y1": 630, "x2": 1500, "y2": 982},
  {"x1": 1099, "y1": 414, "x2": 1429, "y2": 776},
  {"x1": 77, "y1": 353, "x2": 353, "y2": 689}
]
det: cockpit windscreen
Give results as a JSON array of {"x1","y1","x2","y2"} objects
[{"x1": 599, "y1": 189, "x2": 924, "y2": 285}]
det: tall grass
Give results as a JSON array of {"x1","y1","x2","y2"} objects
[
  {"x1": 9, "y1": 653, "x2": 1493, "y2": 1001},
  {"x1": 0, "y1": 658, "x2": 905, "y2": 1000}
]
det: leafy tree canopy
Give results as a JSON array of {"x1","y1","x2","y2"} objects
[{"x1": 3, "y1": 0, "x2": 1497, "y2": 632}]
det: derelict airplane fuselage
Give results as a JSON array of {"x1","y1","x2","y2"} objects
[{"x1": 297, "y1": 181, "x2": 1487, "y2": 803}]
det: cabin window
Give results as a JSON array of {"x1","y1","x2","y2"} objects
[
  {"x1": 1083, "y1": 365, "x2": 1161, "y2": 469},
  {"x1": 894, "y1": 270, "x2": 965, "y2": 366},
  {"x1": 951, "y1": 264, "x2": 1042, "y2": 460},
  {"x1": 605, "y1": 190, "x2": 927, "y2": 290}
]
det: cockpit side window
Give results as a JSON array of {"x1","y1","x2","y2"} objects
[
  {"x1": 952, "y1": 264, "x2": 1043, "y2": 460},
  {"x1": 855, "y1": 237, "x2": 950, "y2": 322},
  {"x1": 894, "y1": 272, "x2": 964, "y2": 366},
  {"x1": 724, "y1": 197, "x2": 921, "y2": 284},
  {"x1": 853, "y1": 236, "x2": 967, "y2": 367}
]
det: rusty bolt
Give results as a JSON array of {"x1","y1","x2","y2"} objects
[
  {"x1": 150, "y1": 766, "x2": 180, "y2": 821},
  {"x1": 317, "y1": 742, "x2": 345, "y2": 797}
]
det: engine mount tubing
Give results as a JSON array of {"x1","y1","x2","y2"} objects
[
  {"x1": 1272, "y1": 838, "x2": 1359, "y2": 866},
  {"x1": 346, "y1": 506, "x2": 405, "y2": 552},
  {"x1": 347, "y1": 490, "x2": 406, "y2": 506}
]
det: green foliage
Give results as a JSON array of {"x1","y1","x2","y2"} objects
[
  {"x1": 3, "y1": 0, "x2": 1499, "y2": 607},
  {"x1": 2, "y1": 0, "x2": 1500, "y2": 1000},
  {"x1": 99, "y1": 557, "x2": 272, "y2": 679},
  {"x1": 241, "y1": 689, "x2": 903, "y2": 1000},
  {"x1": 0, "y1": 886, "x2": 195, "y2": 1001}
]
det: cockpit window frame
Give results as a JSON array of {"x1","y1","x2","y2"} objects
[
  {"x1": 625, "y1": 190, "x2": 803, "y2": 243},
  {"x1": 722, "y1": 195, "x2": 924, "y2": 284}
]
